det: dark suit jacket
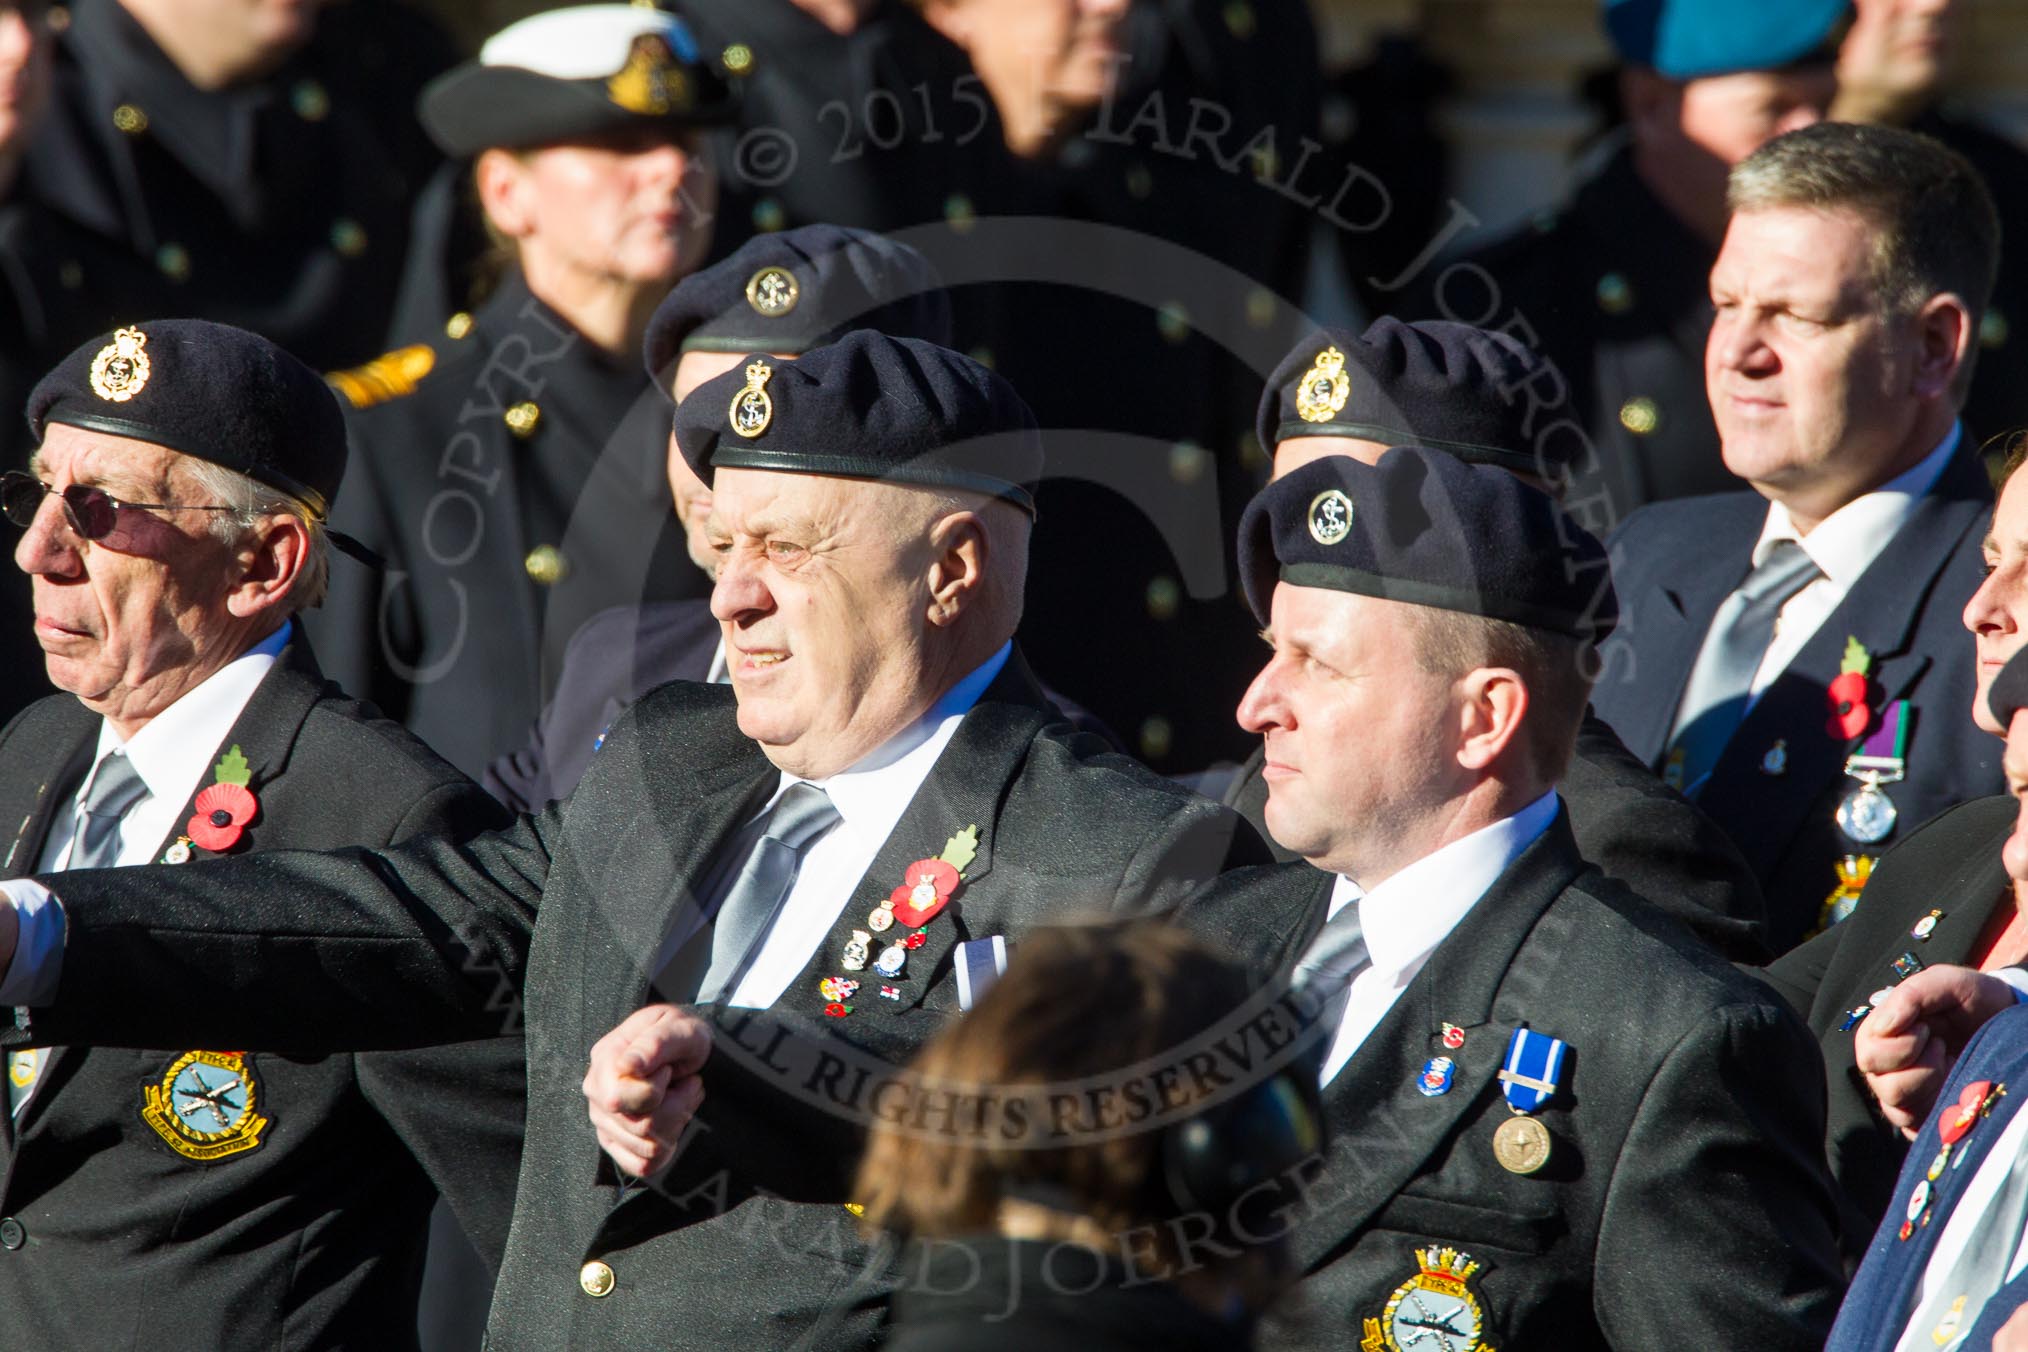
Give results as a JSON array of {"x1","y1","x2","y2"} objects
[
  {"x1": 308, "y1": 270, "x2": 707, "y2": 780},
  {"x1": 1826, "y1": 1001, "x2": 2028, "y2": 1351},
  {"x1": 0, "y1": 638, "x2": 520, "y2": 1351},
  {"x1": 1182, "y1": 815, "x2": 1845, "y2": 1351},
  {"x1": 1592, "y1": 446, "x2": 1999, "y2": 952},
  {"x1": 1765, "y1": 793, "x2": 2017, "y2": 1266},
  {"x1": 22, "y1": 653, "x2": 1267, "y2": 1350},
  {"x1": 1223, "y1": 709, "x2": 1770, "y2": 960}
]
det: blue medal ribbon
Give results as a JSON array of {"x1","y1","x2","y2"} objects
[{"x1": 1497, "y1": 1026, "x2": 1566, "y2": 1114}]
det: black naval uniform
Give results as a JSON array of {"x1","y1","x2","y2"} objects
[
  {"x1": 0, "y1": 638, "x2": 522, "y2": 1351},
  {"x1": 1402, "y1": 139, "x2": 1727, "y2": 521},
  {"x1": 0, "y1": 0, "x2": 452, "y2": 394},
  {"x1": 311, "y1": 271, "x2": 706, "y2": 780},
  {"x1": 23, "y1": 663, "x2": 1266, "y2": 1351}
]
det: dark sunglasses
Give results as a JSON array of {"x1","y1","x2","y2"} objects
[{"x1": 0, "y1": 470, "x2": 236, "y2": 540}]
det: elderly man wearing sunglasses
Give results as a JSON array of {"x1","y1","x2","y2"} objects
[{"x1": 0, "y1": 318, "x2": 521, "y2": 1349}]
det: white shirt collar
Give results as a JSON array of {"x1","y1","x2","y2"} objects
[
  {"x1": 92, "y1": 622, "x2": 293, "y2": 806},
  {"x1": 1753, "y1": 422, "x2": 1961, "y2": 585},
  {"x1": 774, "y1": 640, "x2": 1012, "y2": 827},
  {"x1": 1327, "y1": 790, "x2": 1561, "y2": 979}
]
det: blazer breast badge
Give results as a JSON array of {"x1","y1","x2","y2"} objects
[
  {"x1": 1363, "y1": 1245, "x2": 1497, "y2": 1352},
  {"x1": 141, "y1": 1050, "x2": 270, "y2": 1161}
]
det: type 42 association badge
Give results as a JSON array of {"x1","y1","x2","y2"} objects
[
  {"x1": 1363, "y1": 1246, "x2": 1497, "y2": 1352},
  {"x1": 141, "y1": 1050, "x2": 270, "y2": 1161}
]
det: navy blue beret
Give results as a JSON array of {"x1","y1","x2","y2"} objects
[
  {"x1": 1238, "y1": 448, "x2": 1616, "y2": 640},
  {"x1": 28, "y1": 319, "x2": 348, "y2": 518},
  {"x1": 420, "y1": 5, "x2": 734, "y2": 157},
  {"x1": 674, "y1": 331, "x2": 1042, "y2": 514},
  {"x1": 1605, "y1": 0, "x2": 1848, "y2": 79},
  {"x1": 1258, "y1": 318, "x2": 1582, "y2": 479},
  {"x1": 644, "y1": 225, "x2": 953, "y2": 396},
  {"x1": 1988, "y1": 649, "x2": 2028, "y2": 727}
]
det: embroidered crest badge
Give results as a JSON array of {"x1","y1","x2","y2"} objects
[
  {"x1": 606, "y1": 33, "x2": 691, "y2": 116},
  {"x1": 730, "y1": 360, "x2": 775, "y2": 438},
  {"x1": 746, "y1": 266, "x2": 799, "y2": 317},
  {"x1": 1363, "y1": 1246, "x2": 1497, "y2": 1352},
  {"x1": 1295, "y1": 345, "x2": 1351, "y2": 423},
  {"x1": 1308, "y1": 489, "x2": 1353, "y2": 546},
  {"x1": 141, "y1": 1050, "x2": 270, "y2": 1161},
  {"x1": 89, "y1": 326, "x2": 152, "y2": 402}
]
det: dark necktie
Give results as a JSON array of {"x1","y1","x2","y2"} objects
[
  {"x1": 1667, "y1": 539, "x2": 1823, "y2": 796},
  {"x1": 1294, "y1": 895, "x2": 1369, "y2": 1053},
  {"x1": 684, "y1": 783, "x2": 841, "y2": 1004},
  {"x1": 69, "y1": 752, "x2": 149, "y2": 872}
]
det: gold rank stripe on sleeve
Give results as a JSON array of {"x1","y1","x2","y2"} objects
[{"x1": 325, "y1": 343, "x2": 438, "y2": 410}]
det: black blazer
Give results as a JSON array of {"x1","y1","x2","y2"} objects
[
  {"x1": 1591, "y1": 446, "x2": 1999, "y2": 952},
  {"x1": 307, "y1": 270, "x2": 708, "y2": 780},
  {"x1": 1764, "y1": 793, "x2": 2016, "y2": 1265},
  {"x1": 1223, "y1": 709, "x2": 1771, "y2": 960},
  {"x1": 0, "y1": 638, "x2": 520, "y2": 1351},
  {"x1": 21, "y1": 652, "x2": 1267, "y2": 1350},
  {"x1": 1182, "y1": 816, "x2": 1845, "y2": 1351}
]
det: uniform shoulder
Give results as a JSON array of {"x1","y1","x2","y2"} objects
[
  {"x1": 295, "y1": 682, "x2": 478, "y2": 794},
  {"x1": 326, "y1": 340, "x2": 447, "y2": 412},
  {"x1": 0, "y1": 691, "x2": 97, "y2": 753},
  {"x1": 1605, "y1": 488, "x2": 1764, "y2": 555}
]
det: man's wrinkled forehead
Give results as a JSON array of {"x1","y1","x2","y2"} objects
[{"x1": 32, "y1": 424, "x2": 181, "y2": 496}]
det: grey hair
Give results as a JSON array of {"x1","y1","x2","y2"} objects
[
  {"x1": 177, "y1": 457, "x2": 332, "y2": 612},
  {"x1": 1728, "y1": 122, "x2": 2000, "y2": 325}
]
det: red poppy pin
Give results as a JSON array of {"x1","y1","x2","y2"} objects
[
  {"x1": 1826, "y1": 637, "x2": 1875, "y2": 741},
  {"x1": 886, "y1": 826, "x2": 980, "y2": 929},
  {"x1": 186, "y1": 745, "x2": 258, "y2": 852}
]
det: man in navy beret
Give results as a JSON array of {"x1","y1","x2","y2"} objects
[
  {"x1": 481, "y1": 223, "x2": 957, "y2": 812},
  {"x1": 0, "y1": 319, "x2": 519, "y2": 1348},
  {"x1": 1225, "y1": 318, "x2": 1769, "y2": 959},
  {"x1": 0, "y1": 330, "x2": 1266, "y2": 1350},
  {"x1": 1397, "y1": 0, "x2": 1840, "y2": 515},
  {"x1": 1185, "y1": 447, "x2": 1843, "y2": 1350}
]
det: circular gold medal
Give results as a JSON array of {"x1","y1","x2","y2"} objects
[{"x1": 1493, "y1": 1115, "x2": 1551, "y2": 1175}]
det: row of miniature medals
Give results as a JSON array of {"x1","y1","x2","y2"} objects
[
  {"x1": 1418, "y1": 1024, "x2": 1566, "y2": 1177},
  {"x1": 1900, "y1": 1079, "x2": 2007, "y2": 1347},
  {"x1": 818, "y1": 828, "x2": 979, "y2": 1017}
]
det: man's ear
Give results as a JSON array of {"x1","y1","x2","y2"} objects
[
  {"x1": 926, "y1": 510, "x2": 987, "y2": 626},
  {"x1": 225, "y1": 516, "x2": 309, "y2": 620},
  {"x1": 1909, "y1": 293, "x2": 1973, "y2": 402},
  {"x1": 1455, "y1": 667, "x2": 1529, "y2": 772},
  {"x1": 475, "y1": 149, "x2": 534, "y2": 239}
]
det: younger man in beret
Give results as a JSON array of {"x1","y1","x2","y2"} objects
[
  {"x1": 1189, "y1": 449, "x2": 1843, "y2": 1349},
  {"x1": 1234, "y1": 318, "x2": 1768, "y2": 959}
]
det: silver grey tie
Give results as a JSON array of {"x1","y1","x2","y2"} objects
[
  {"x1": 69, "y1": 752, "x2": 149, "y2": 872},
  {"x1": 1666, "y1": 539, "x2": 1823, "y2": 797},
  {"x1": 692, "y1": 783, "x2": 841, "y2": 1003},
  {"x1": 1294, "y1": 898, "x2": 1370, "y2": 1049}
]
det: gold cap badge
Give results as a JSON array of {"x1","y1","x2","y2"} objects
[
  {"x1": 746, "y1": 266, "x2": 799, "y2": 318},
  {"x1": 1308, "y1": 489, "x2": 1353, "y2": 546},
  {"x1": 89, "y1": 326, "x2": 152, "y2": 402},
  {"x1": 607, "y1": 33, "x2": 690, "y2": 115},
  {"x1": 1295, "y1": 345, "x2": 1350, "y2": 423},
  {"x1": 730, "y1": 360, "x2": 774, "y2": 438}
]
